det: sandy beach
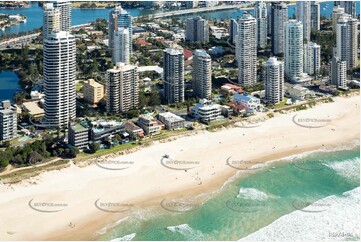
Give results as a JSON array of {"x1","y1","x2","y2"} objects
[{"x1": 0, "y1": 95, "x2": 359, "y2": 241}]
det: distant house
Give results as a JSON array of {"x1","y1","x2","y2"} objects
[
  {"x1": 287, "y1": 86, "x2": 315, "y2": 100},
  {"x1": 124, "y1": 122, "x2": 144, "y2": 138},
  {"x1": 158, "y1": 112, "x2": 185, "y2": 130},
  {"x1": 136, "y1": 115, "x2": 164, "y2": 135},
  {"x1": 233, "y1": 94, "x2": 261, "y2": 114},
  {"x1": 190, "y1": 99, "x2": 224, "y2": 123},
  {"x1": 221, "y1": 83, "x2": 244, "y2": 94},
  {"x1": 225, "y1": 102, "x2": 247, "y2": 115},
  {"x1": 136, "y1": 38, "x2": 152, "y2": 46},
  {"x1": 89, "y1": 120, "x2": 125, "y2": 142},
  {"x1": 22, "y1": 101, "x2": 45, "y2": 118}
]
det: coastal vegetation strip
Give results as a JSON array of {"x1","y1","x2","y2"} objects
[{"x1": 0, "y1": 159, "x2": 70, "y2": 184}]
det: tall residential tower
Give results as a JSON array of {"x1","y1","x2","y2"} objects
[
  {"x1": 254, "y1": 1, "x2": 268, "y2": 48},
  {"x1": 284, "y1": 20, "x2": 304, "y2": 79},
  {"x1": 106, "y1": 63, "x2": 139, "y2": 113},
  {"x1": 108, "y1": 6, "x2": 132, "y2": 64},
  {"x1": 192, "y1": 50, "x2": 212, "y2": 99},
  {"x1": 186, "y1": 16, "x2": 209, "y2": 44},
  {"x1": 163, "y1": 45, "x2": 184, "y2": 103},
  {"x1": 264, "y1": 57, "x2": 284, "y2": 105},
  {"x1": 271, "y1": 2, "x2": 288, "y2": 55},
  {"x1": 43, "y1": 31, "x2": 76, "y2": 127},
  {"x1": 236, "y1": 12, "x2": 257, "y2": 86}
]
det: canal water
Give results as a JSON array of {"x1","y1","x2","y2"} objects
[
  {"x1": 0, "y1": 1, "x2": 359, "y2": 35},
  {"x1": 0, "y1": 71, "x2": 20, "y2": 102}
]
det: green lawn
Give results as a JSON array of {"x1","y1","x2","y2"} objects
[
  {"x1": 274, "y1": 98, "x2": 288, "y2": 109},
  {"x1": 75, "y1": 141, "x2": 139, "y2": 161}
]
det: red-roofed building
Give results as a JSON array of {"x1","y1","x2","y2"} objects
[
  {"x1": 221, "y1": 83, "x2": 244, "y2": 94},
  {"x1": 136, "y1": 38, "x2": 152, "y2": 46},
  {"x1": 184, "y1": 49, "x2": 193, "y2": 60},
  {"x1": 226, "y1": 102, "x2": 247, "y2": 114}
]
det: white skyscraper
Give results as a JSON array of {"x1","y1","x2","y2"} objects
[
  {"x1": 264, "y1": 57, "x2": 284, "y2": 105},
  {"x1": 236, "y1": 12, "x2": 257, "y2": 86},
  {"x1": 53, "y1": 0, "x2": 71, "y2": 32},
  {"x1": 106, "y1": 62, "x2": 139, "y2": 113},
  {"x1": 304, "y1": 42, "x2": 321, "y2": 76},
  {"x1": 254, "y1": 1, "x2": 267, "y2": 48},
  {"x1": 43, "y1": 3, "x2": 61, "y2": 40},
  {"x1": 186, "y1": 17, "x2": 209, "y2": 44},
  {"x1": 43, "y1": 31, "x2": 76, "y2": 127},
  {"x1": 311, "y1": 1, "x2": 320, "y2": 31},
  {"x1": 112, "y1": 28, "x2": 130, "y2": 65},
  {"x1": 336, "y1": 15, "x2": 359, "y2": 70},
  {"x1": 193, "y1": 49, "x2": 212, "y2": 99},
  {"x1": 0, "y1": 101, "x2": 17, "y2": 142},
  {"x1": 271, "y1": 2, "x2": 288, "y2": 55},
  {"x1": 332, "y1": 6, "x2": 345, "y2": 33},
  {"x1": 297, "y1": 1, "x2": 311, "y2": 41},
  {"x1": 163, "y1": 45, "x2": 184, "y2": 103},
  {"x1": 331, "y1": 48, "x2": 347, "y2": 88},
  {"x1": 334, "y1": 1, "x2": 357, "y2": 18},
  {"x1": 284, "y1": 20, "x2": 304, "y2": 79},
  {"x1": 109, "y1": 6, "x2": 132, "y2": 64}
]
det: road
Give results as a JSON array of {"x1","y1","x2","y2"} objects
[
  {"x1": 147, "y1": 4, "x2": 250, "y2": 19},
  {"x1": 0, "y1": 23, "x2": 91, "y2": 49}
]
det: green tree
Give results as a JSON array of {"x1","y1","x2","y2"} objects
[{"x1": 89, "y1": 143, "x2": 100, "y2": 154}]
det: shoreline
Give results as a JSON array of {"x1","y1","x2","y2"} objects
[{"x1": 0, "y1": 95, "x2": 359, "y2": 241}]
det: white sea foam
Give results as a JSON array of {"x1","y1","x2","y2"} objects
[
  {"x1": 166, "y1": 223, "x2": 204, "y2": 240},
  {"x1": 240, "y1": 187, "x2": 360, "y2": 241},
  {"x1": 94, "y1": 216, "x2": 130, "y2": 236},
  {"x1": 237, "y1": 188, "x2": 269, "y2": 201},
  {"x1": 110, "y1": 233, "x2": 136, "y2": 241},
  {"x1": 323, "y1": 157, "x2": 360, "y2": 182}
]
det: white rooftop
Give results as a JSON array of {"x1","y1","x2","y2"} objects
[{"x1": 159, "y1": 112, "x2": 185, "y2": 122}]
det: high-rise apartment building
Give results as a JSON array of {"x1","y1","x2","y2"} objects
[
  {"x1": 106, "y1": 63, "x2": 139, "y2": 113},
  {"x1": 0, "y1": 101, "x2": 17, "y2": 142},
  {"x1": 83, "y1": 79, "x2": 104, "y2": 106},
  {"x1": 336, "y1": 15, "x2": 359, "y2": 70},
  {"x1": 271, "y1": 2, "x2": 288, "y2": 55},
  {"x1": 331, "y1": 48, "x2": 347, "y2": 88},
  {"x1": 284, "y1": 20, "x2": 304, "y2": 79},
  {"x1": 311, "y1": 1, "x2": 320, "y2": 31},
  {"x1": 109, "y1": 6, "x2": 132, "y2": 64},
  {"x1": 264, "y1": 57, "x2": 284, "y2": 105},
  {"x1": 236, "y1": 12, "x2": 257, "y2": 86},
  {"x1": 334, "y1": 1, "x2": 356, "y2": 18},
  {"x1": 332, "y1": 6, "x2": 345, "y2": 33},
  {"x1": 43, "y1": 3, "x2": 61, "y2": 40},
  {"x1": 112, "y1": 28, "x2": 130, "y2": 64},
  {"x1": 296, "y1": 1, "x2": 311, "y2": 41},
  {"x1": 163, "y1": 45, "x2": 184, "y2": 103},
  {"x1": 53, "y1": 0, "x2": 71, "y2": 32},
  {"x1": 304, "y1": 42, "x2": 321, "y2": 76},
  {"x1": 43, "y1": 31, "x2": 76, "y2": 127},
  {"x1": 186, "y1": 16, "x2": 209, "y2": 44},
  {"x1": 254, "y1": 1, "x2": 268, "y2": 48}
]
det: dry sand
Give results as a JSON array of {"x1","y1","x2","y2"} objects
[{"x1": 0, "y1": 95, "x2": 359, "y2": 240}]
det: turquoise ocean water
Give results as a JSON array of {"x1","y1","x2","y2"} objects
[{"x1": 97, "y1": 147, "x2": 360, "y2": 241}]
